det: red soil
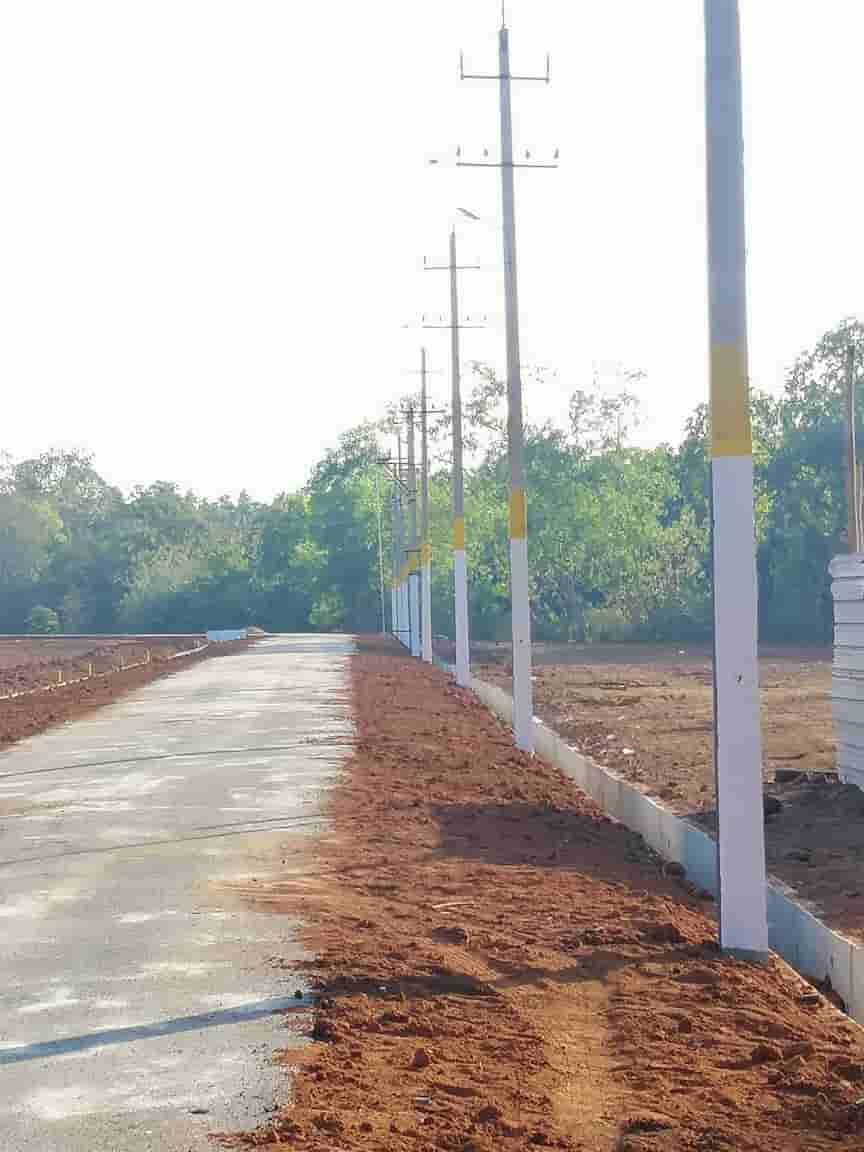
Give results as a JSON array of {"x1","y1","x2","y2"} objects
[
  {"x1": 477, "y1": 655, "x2": 864, "y2": 945},
  {"x1": 0, "y1": 638, "x2": 245, "y2": 750},
  {"x1": 226, "y1": 640, "x2": 864, "y2": 1151}
]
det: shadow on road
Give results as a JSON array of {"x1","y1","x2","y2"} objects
[{"x1": 0, "y1": 995, "x2": 311, "y2": 1066}]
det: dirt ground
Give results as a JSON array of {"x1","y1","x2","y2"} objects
[
  {"x1": 472, "y1": 644, "x2": 835, "y2": 809},
  {"x1": 227, "y1": 640, "x2": 864, "y2": 1151},
  {"x1": 0, "y1": 635, "x2": 240, "y2": 750},
  {"x1": 475, "y1": 647, "x2": 864, "y2": 946},
  {"x1": 0, "y1": 635, "x2": 205, "y2": 693},
  {"x1": 0, "y1": 637, "x2": 115, "y2": 670}
]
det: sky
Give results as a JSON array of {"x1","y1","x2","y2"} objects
[{"x1": 0, "y1": 1, "x2": 862, "y2": 500}]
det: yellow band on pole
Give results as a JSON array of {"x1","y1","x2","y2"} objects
[
  {"x1": 452, "y1": 517, "x2": 465, "y2": 550},
  {"x1": 399, "y1": 563, "x2": 408, "y2": 582},
  {"x1": 421, "y1": 541, "x2": 432, "y2": 565},
  {"x1": 509, "y1": 487, "x2": 527, "y2": 539},
  {"x1": 710, "y1": 343, "x2": 752, "y2": 458},
  {"x1": 407, "y1": 552, "x2": 419, "y2": 574}
]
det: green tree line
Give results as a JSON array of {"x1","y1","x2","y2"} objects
[{"x1": 2, "y1": 319, "x2": 859, "y2": 642}]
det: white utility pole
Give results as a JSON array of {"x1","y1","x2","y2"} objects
[
  {"x1": 846, "y1": 343, "x2": 860, "y2": 554},
  {"x1": 499, "y1": 24, "x2": 532, "y2": 751},
  {"x1": 396, "y1": 432, "x2": 408, "y2": 648},
  {"x1": 420, "y1": 351, "x2": 434, "y2": 662},
  {"x1": 705, "y1": 0, "x2": 768, "y2": 959},
  {"x1": 423, "y1": 228, "x2": 483, "y2": 687},
  {"x1": 397, "y1": 351, "x2": 445, "y2": 661},
  {"x1": 449, "y1": 230, "x2": 471, "y2": 687},
  {"x1": 459, "y1": 21, "x2": 554, "y2": 751},
  {"x1": 390, "y1": 476, "x2": 398, "y2": 641},
  {"x1": 406, "y1": 402, "x2": 422, "y2": 658},
  {"x1": 375, "y1": 469, "x2": 386, "y2": 633}
]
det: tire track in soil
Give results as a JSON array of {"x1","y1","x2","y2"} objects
[
  {"x1": 224, "y1": 641, "x2": 864, "y2": 1152},
  {"x1": 531, "y1": 981, "x2": 621, "y2": 1145}
]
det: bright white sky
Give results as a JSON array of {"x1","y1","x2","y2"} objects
[{"x1": 0, "y1": 1, "x2": 861, "y2": 500}]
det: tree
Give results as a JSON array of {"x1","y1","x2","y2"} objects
[
  {"x1": 306, "y1": 425, "x2": 383, "y2": 632},
  {"x1": 754, "y1": 320, "x2": 863, "y2": 641},
  {"x1": 27, "y1": 605, "x2": 59, "y2": 634},
  {"x1": 0, "y1": 322, "x2": 856, "y2": 644}
]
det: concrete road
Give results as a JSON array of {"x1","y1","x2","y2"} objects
[{"x1": 0, "y1": 635, "x2": 354, "y2": 1151}]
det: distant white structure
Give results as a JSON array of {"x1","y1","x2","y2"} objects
[
  {"x1": 830, "y1": 554, "x2": 864, "y2": 791},
  {"x1": 206, "y1": 629, "x2": 247, "y2": 643}
]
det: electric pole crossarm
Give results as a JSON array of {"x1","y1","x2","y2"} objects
[
  {"x1": 457, "y1": 161, "x2": 558, "y2": 169},
  {"x1": 460, "y1": 75, "x2": 550, "y2": 82},
  {"x1": 378, "y1": 462, "x2": 410, "y2": 493},
  {"x1": 460, "y1": 48, "x2": 550, "y2": 83},
  {"x1": 429, "y1": 154, "x2": 558, "y2": 170}
]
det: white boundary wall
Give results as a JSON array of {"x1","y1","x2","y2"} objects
[
  {"x1": 831, "y1": 553, "x2": 864, "y2": 792},
  {"x1": 472, "y1": 676, "x2": 864, "y2": 1027}
]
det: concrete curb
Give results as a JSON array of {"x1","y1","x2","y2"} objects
[{"x1": 471, "y1": 676, "x2": 864, "y2": 1026}]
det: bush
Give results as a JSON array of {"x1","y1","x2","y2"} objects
[
  {"x1": 583, "y1": 605, "x2": 633, "y2": 643},
  {"x1": 27, "y1": 605, "x2": 60, "y2": 634}
]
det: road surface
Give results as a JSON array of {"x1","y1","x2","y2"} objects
[{"x1": 0, "y1": 635, "x2": 353, "y2": 1151}]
